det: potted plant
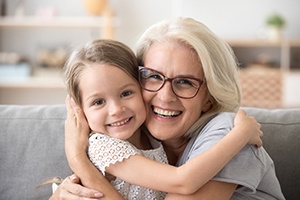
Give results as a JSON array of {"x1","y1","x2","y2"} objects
[{"x1": 266, "y1": 13, "x2": 286, "y2": 41}]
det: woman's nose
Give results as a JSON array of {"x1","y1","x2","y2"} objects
[{"x1": 156, "y1": 81, "x2": 177, "y2": 102}]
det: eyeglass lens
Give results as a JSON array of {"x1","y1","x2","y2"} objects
[{"x1": 139, "y1": 68, "x2": 202, "y2": 99}]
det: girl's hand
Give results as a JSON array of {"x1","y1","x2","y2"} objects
[
  {"x1": 50, "y1": 174, "x2": 103, "y2": 200},
  {"x1": 65, "y1": 96, "x2": 90, "y2": 164},
  {"x1": 234, "y1": 109, "x2": 263, "y2": 147}
]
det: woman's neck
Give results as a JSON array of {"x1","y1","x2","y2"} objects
[
  {"x1": 127, "y1": 129, "x2": 152, "y2": 150},
  {"x1": 162, "y1": 137, "x2": 190, "y2": 166}
]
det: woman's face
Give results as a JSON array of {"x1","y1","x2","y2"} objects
[{"x1": 142, "y1": 41, "x2": 211, "y2": 142}]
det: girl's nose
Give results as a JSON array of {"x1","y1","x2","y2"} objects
[{"x1": 108, "y1": 101, "x2": 125, "y2": 116}]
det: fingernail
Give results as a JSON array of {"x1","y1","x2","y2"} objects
[
  {"x1": 70, "y1": 97, "x2": 76, "y2": 106},
  {"x1": 69, "y1": 174, "x2": 76, "y2": 180},
  {"x1": 94, "y1": 192, "x2": 103, "y2": 197}
]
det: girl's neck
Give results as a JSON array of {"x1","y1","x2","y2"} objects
[{"x1": 162, "y1": 137, "x2": 190, "y2": 166}]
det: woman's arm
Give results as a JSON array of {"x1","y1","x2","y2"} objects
[{"x1": 64, "y1": 96, "x2": 124, "y2": 200}]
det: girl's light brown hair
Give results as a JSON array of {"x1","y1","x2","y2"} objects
[
  {"x1": 37, "y1": 40, "x2": 138, "y2": 190},
  {"x1": 64, "y1": 39, "x2": 139, "y2": 106}
]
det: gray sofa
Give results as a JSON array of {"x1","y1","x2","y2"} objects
[{"x1": 0, "y1": 105, "x2": 299, "y2": 200}]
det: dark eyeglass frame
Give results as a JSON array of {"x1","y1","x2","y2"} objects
[{"x1": 138, "y1": 67, "x2": 206, "y2": 99}]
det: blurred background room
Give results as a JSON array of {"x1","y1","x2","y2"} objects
[{"x1": 0, "y1": 0, "x2": 299, "y2": 108}]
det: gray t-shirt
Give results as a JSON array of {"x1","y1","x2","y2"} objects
[{"x1": 177, "y1": 112, "x2": 285, "y2": 200}]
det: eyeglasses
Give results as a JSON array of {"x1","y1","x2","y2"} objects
[{"x1": 138, "y1": 67, "x2": 205, "y2": 99}]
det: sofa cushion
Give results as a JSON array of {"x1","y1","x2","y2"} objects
[
  {"x1": 0, "y1": 105, "x2": 71, "y2": 200},
  {"x1": 244, "y1": 107, "x2": 300, "y2": 200}
]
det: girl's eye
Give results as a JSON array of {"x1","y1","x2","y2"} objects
[
  {"x1": 121, "y1": 90, "x2": 133, "y2": 97},
  {"x1": 93, "y1": 99, "x2": 105, "y2": 106}
]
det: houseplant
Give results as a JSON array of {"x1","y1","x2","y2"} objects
[{"x1": 266, "y1": 13, "x2": 286, "y2": 41}]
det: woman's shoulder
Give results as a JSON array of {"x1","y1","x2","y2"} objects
[
  {"x1": 201, "y1": 112, "x2": 235, "y2": 133},
  {"x1": 213, "y1": 112, "x2": 235, "y2": 122}
]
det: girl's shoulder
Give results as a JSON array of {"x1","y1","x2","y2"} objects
[
  {"x1": 88, "y1": 133, "x2": 140, "y2": 173},
  {"x1": 89, "y1": 133, "x2": 138, "y2": 152}
]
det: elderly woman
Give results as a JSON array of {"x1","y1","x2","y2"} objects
[{"x1": 51, "y1": 18, "x2": 284, "y2": 199}]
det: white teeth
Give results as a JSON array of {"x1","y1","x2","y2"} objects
[
  {"x1": 110, "y1": 118, "x2": 130, "y2": 127},
  {"x1": 153, "y1": 107, "x2": 180, "y2": 117}
]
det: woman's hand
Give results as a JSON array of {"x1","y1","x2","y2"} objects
[
  {"x1": 234, "y1": 109, "x2": 263, "y2": 147},
  {"x1": 62, "y1": 97, "x2": 124, "y2": 200},
  {"x1": 65, "y1": 96, "x2": 90, "y2": 166},
  {"x1": 50, "y1": 174, "x2": 103, "y2": 200}
]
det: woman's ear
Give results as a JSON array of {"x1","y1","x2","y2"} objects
[{"x1": 202, "y1": 95, "x2": 213, "y2": 113}]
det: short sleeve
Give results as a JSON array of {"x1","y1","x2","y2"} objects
[
  {"x1": 88, "y1": 133, "x2": 140, "y2": 174},
  {"x1": 179, "y1": 112, "x2": 270, "y2": 192}
]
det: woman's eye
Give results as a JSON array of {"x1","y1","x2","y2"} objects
[
  {"x1": 177, "y1": 79, "x2": 192, "y2": 85},
  {"x1": 93, "y1": 99, "x2": 105, "y2": 106},
  {"x1": 175, "y1": 78, "x2": 198, "y2": 88},
  {"x1": 149, "y1": 73, "x2": 163, "y2": 80},
  {"x1": 121, "y1": 90, "x2": 133, "y2": 97}
]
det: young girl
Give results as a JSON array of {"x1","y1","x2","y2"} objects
[{"x1": 63, "y1": 39, "x2": 262, "y2": 199}]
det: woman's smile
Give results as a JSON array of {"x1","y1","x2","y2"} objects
[{"x1": 152, "y1": 106, "x2": 181, "y2": 118}]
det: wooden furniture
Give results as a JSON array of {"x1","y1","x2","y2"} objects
[
  {"x1": 239, "y1": 65, "x2": 283, "y2": 108},
  {"x1": 0, "y1": 14, "x2": 116, "y2": 104},
  {"x1": 226, "y1": 39, "x2": 300, "y2": 108},
  {"x1": 0, "y1": 14, "x2": 115, "y2": 38},
  {"x1": 227, "y1": 39, "x2": 300, "y2": 71}
]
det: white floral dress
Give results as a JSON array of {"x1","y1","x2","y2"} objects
[{"x1": 88, "y1": 133, "x2": 168, "y2": 200}]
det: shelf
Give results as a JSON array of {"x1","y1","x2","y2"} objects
[
  {"x1": 0, "y1": 67, "x2": 65, "y2": 89},
  {"x1": 0, "y1": 76, "x2": 65, "y2": 89},
  {"x1": 225, "y1": 38, "x2": 300, "y2": 71},
  {"x1": 0, "y1": 16, "x2": 113, "y2": 28},
  {"x1": 226, "y1": 39, "x2": 300, "y2": 47}
]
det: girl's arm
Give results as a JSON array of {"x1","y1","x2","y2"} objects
[
  {"x1": 67, "y1": 97, "x2": 262, "y2": 196},
  {"x1": 165, "y1": 180, "x2": 237, "y2": 200},
  {"x1": 105, "y1": 110, "x2": 262, "y2": 195}
]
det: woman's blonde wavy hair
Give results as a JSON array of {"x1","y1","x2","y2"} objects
[{"x1": 136, "y1": 17, "x2": 241, "y2": 137}]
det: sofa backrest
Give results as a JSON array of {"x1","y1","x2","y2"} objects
[
  {"x1": 244, "y1": 107, "x2": 300, "y2": 200},
  {"x1": 0, "y1": 105, "x2": 71, "y2": 200}
]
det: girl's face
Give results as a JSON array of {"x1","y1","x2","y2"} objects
[
  {"x1": 79, "y1": 64, "x2": 146, "y2": 141},
  {"x1": 142, "y1": 41, "x2": 211, "y2": 143}
]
